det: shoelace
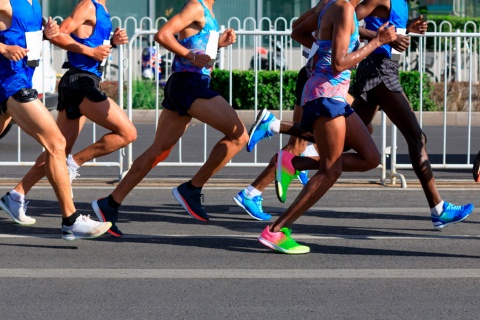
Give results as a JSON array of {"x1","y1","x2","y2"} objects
[
  {"x1": 280, "y1": 227, "x2": 293, "y2": 237},
  {"x1": 253, "y1": 196, "x2": 264, "y2": 211},
  {"x1": 18, "y1": 201, "x2": 29, "y2": 217},
  {"x1": 445, "y1": 203, "x2": 462, "y2": 211}
]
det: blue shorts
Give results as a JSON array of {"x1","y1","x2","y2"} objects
[
  {"x1": 301, "y1": 97, "x2": 354, "y2": 133},
  {"x1": 162, "y1": 72, "x2": 220, "y2": 116}
]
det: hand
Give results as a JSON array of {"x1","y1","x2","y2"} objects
[
  {"x1": 190, "y1": 53, "x2": 211, "y2": 68},
  {"x1": 390, "y1": 34, "x2": 410, "y2": 52},
  {"x1": 376, "y1": 22, "x2": 397, "y2": 46},
  {"x1": 91, "y1": 45, "x2": 112, "y2": 62},
  {"x1": 112, "y1": 27, "x2": 128, "y2": 45},
  {"x1": 218, "y1": 28, "x2": 236, "y2": 48},
  {"x1": 0, "y1": 45, "x2": 29, "y2": 61},
  {"x1": 44, "y1": 17, "x2": 60, "y2": 40},
  {"x1": 408, "y1": 15, "x2": 427, "y2": 34}
]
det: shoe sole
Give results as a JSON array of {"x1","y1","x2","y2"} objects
[
  {"x1": 172, "y1": 187, "x2": 209, "y2": 222},
  {"x1": 246, "y1": 108, "x2": 268, "y2": 152},
  {"x1": 91, "y1": 200, "x2": 123, "y2": 237},
  {"x1": 433, "y1": 209, "x2": 473, "y2": 230},
  {"x1": 258, "y1": 236, "x2": 310, "y2": 254},
  {"x1": 232, "y1": 196, "x2": 271, "y2": 221},
  {"x1": 0, "y1": 199, "x2": 36, "y2": 225},
  {"x1": 473, "y1": 150, "x2": 480, "y2": 182},
  {"x1": 275, "y1": 150, "x2": 287, "y2": 203},
  {"x1": 62, "y1": 222, "x2": 112, "y2": 241}
]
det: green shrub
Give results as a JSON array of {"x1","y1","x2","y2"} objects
[
  {"x1": 128, "y1": 80, "x2": 163, "y2": 109},
  {"x1": 426, "y1": 15, "x2": 480, "y2": 32}
]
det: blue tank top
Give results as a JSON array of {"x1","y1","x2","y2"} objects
[
  {"x1": 0, "y1": 0, "x2": 42, "y2": 101},
  {"x1": 67, "y1": 0, "x2": 112, "y2": 77},
  {"x1": 172, "y1": 0, "x2": 220, "y2": 77},
  {"x1": 364, "y1": 0, "x2": 408, "y2": 58}
]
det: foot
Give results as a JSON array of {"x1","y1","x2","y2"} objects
[
  {"x1": 258, "y1": 226, "x2": 310, "y2": 254},
  {"x1": 92, "y1": 197, "x2": 123, "y2": 237},
  {"x1": 275, "y1": 150, "x2": 299, "y2": 203},
  {"x1": 431, "y1": 202, "x2": 474, "y2": 230},
  {"x1": 172, "y1": 182, "x2": 209, "y2": 222},
  {"x1": 62, "y1": 215, "x2": 112, "y2": 240},
  {"x1": 297, "y1": 170, "x2": 309, "y2": 186},
  {"x1": 233, "y1": 190, "x2": 271, "y2": 221},
  {"x1": 246, "y1": 108, "x2": 276, "y2": 152},
  {"x1": 0, "y1": 193, "x2": 35, "y2": 225}
]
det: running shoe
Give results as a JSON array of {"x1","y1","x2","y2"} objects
[
  {"x1": 297, "y1": 170, "x2": 309, "y2": 186},
  {"x1": 233, "y1": 190, "x2": 272, "y2": 221},
  {"x1": 172, "y1": 182, "x2": 209, "y2": 222},
  {"x1": 0, "y1": 193, "x2": 35, "y2": 225},
  {"x1": 246, "y1": 108, "x2": 276, "y2": 152},
  {"x1": 431, "y1": 201, "x2": 474, "y2": 230},
  {"x1": 473, "y1": 150, "x2": 480, "y2": 182},
  {"x1": 92, "y1": 197, "x2": 123, "y2": 237},
  {"x1": 258, "y1": 226, "x2": 310, "y2": 254},
  {"x1": 275, "y1": 150, "x2": 299, "y2": 203},
  {"x1": 67, "y1": 155, "x2": 79, "y2": 198},
  {"x1": 62, "y1": 215, "x2": 112, "y2": 241}
]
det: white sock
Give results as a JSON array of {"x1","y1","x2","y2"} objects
[
  {"x1": 245, "y1": 185, "x2": 262, "y2": 198},
  {"x1": 9, "y1": 189, "x2": 24, "y2": 202},
  {"x1": 66, "y1": 154, "x2": 80, "y2": 170},
  {"x1": 269, "y1": 119, "x2": 280, "y2": 134},
  {"x1": 430, "y1": 201, "x2": 444, "y2": 216},
  {"x1": 302, "y1": 144, "x2": 319, "y2": 157}
]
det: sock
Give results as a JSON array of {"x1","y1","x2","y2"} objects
[
  {"x1": 187, "y1": 180, "x2": 202, "y2": 191},
  {"x1": 245, "y1": 185, "x2": 261, "y2": 198},
  {"x1": 8, "y1": 189, "x2": 24, "y2": 202},
  {"x1": 66, "y1": 154, "x2": 80, "y2": 170},
  {"x1": 62, "y1": 211, "x2": 80, "y2": 226},
  {"x1": 107, "y1": 194, "x2": 120, "y2": 210},
  {"x1": 302, "y1": 144, "x2": 319, "y2": 157},
  {"x1": 269, "y1": 119, "x2": 280, "y2": 134},
  {"x1": 430, "y1": 200, "x2": 444, "y2": 216}
]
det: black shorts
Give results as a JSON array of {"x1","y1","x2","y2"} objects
[
  {"x1": 0, "y1": 88, "x2": 38, "y2": 114},
  {"x1": 353, "y1": 53, "x2": 403, "y2": 105},
  {"x1": 57, "y1": 68, "x2": 108, "y2": 120},
  {"x1": 162, "y1": 72, "x2": 220, "y2": 116},
  {"x1": 295, "y1": 66, "x2": 309, "y2": 106}
]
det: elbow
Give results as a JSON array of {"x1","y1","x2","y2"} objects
[
  {"x1": 332, "y1": 64, "x2": 346, "y2": 74},
  {"x1": 154, "y1": 32, "x2": 164, "y2": 46},
  {"x1": 290, "y1": 30, "x2": 300, "y2": 44}
]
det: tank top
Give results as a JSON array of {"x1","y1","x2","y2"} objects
[
  {"x1": 172, "y1": 0, "x2": 220, "y2": 77},
  {"x1": 0, "y1": 0, "x2": 42, "y2": 97},
  {"x1": 301, "y1": 0, "x2": 360, "y2": 105},
  {"x1": 364, "y1": 0, "x2": 408, "y2": 58},
  {"x1": 67, "y1": 0, "x2": 112, "y2": 77}
]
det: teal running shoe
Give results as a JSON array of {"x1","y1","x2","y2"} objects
[
  {"x1": 297, "y1": 170, "x2": 309, "y2": 186},
  {"x1": 247, "y1": 108, "x2": 276, "y2": 152},
  {"x1": 233, "y1": 190, "x2": 271, "y2": 221},
  {"x1": 431, "y1": 201, "x2": 474, "y2": 230}
]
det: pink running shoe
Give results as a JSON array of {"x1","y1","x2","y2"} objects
[{"x1": 258, "y1": 225, "x2": 310, "y2": 254}]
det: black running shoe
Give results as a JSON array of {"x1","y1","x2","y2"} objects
[
  {"x1": 91, "y1": 197, "x2": 123, "y2": 237},
  {"x1": 473, "y1": 150, "x2": 480, "y2": 182},
  {"x1": 172, "y1": 182, "x2": 209, "y2": 222}
]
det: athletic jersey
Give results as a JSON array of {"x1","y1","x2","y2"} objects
[
  {"x1": 172, "y1": 0, "x2": 220, "y2": 77},
  {"x1": 67, "y1": 0, "x2": 112, "y2": 77},
  {"x1": 364, "y1": 0, "x2": 408, "y2": 58},
  {"x1": 301, "y1": 0, "x2": 360, "y2": 105},
  {"x1": 0, "y1": 0, "x2": 42, "y2": 100}
]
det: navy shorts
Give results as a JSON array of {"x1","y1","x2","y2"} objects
[
  {"x1": 301, "y1": 97, "x2": 354, "y2": 133},
  {"x1": 57, "y1": 68, "x2": 108, "y2": 120},
  {"x1": 162, "y1": 72, "x2": 220, "y2": 116},
  {"x1": 295, "y1": 67, "x2": 308, "y2": 106}
]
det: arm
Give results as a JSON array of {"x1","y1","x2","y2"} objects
[
  {"x1": 292, "y1": 6, "x2": 317, "y2": 29},
  {"x1": 154, "y1": 1, "x2": 211, "y2": 67},
  {"x1": 291, "y1": 11, "x2": 319, "y2": 48},
  {"x1": 331, "y1": 5, "x2": 396, "y2": 73},
  {"x1": 49, "y1": 0, "x2": 111, "y2": 62}
]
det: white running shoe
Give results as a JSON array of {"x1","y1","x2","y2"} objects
[
  {"x1": 0, "y1": 193, "x2": 36, "y2": 225},
  {"x1": 62, "y1": 214, "x2": 111, "y2": 241}
]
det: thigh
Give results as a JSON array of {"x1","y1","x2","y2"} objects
[
  {"x1": 79, "y1": 97, "x2": 134, "y2": 133},
  {"x1": 151, "y1": 108, "x2": 192, "y2": 151},
  {"x1": 313, "y1": 116, "x2": 346, "y2": 168},
  {"x1": 55, "y1": 110, "x2": 86, "y2": 150},
  {"x1": 188, "y1": 96, "x2": 246, "y2": 140},
  {"x1": 345, "y1": 113, "x2": 378, "y2": 156}
]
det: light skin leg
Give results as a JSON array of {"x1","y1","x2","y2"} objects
[{"x1": 6, "y1": 98, "x2": 75, "y2": 218}]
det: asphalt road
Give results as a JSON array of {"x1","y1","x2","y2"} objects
[{"x1": 0, "y1": 121, "x2": 480, "y2": 319}]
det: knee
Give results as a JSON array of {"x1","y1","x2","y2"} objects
[
  {"x1": 324, "y1": 164, "x2": 342, "y2": 183},
  {"x1": 45, "y1": 135, "x2": 67, "y2": 157},
  {"x1": 234, "y1": 130, "x2": 249, "y2": 148},
  {"x1": 285, "y1": 138, "x2": 307, "y2": 155},
  {"x1": 366, "y1": 152, "x2": 381, "y2": 171},
  {"x1": 120, "y1": 125, "x2": 137, "y2": 146},
  {"x1": 405, "y1": 130, "x2": 427, "y2": 152}
]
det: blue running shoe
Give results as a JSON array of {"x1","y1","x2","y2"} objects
[
  {"x1": 172, "y1": 182, "x2": 209, "y2": 222},
  {"x1": 431, "y1": 201, "x2": 474, "y2": 230},
  {"x1": 247, "y1": 108, "x2": 276, "y2": 152},
  {"x1": 233, "y1": 190, "x2": 272, "y2": 221},
  {"x1": 92, "y1": 197, "x2": 123, "y2": 237},
  {"x1": 297, "y1": 170, "x2": 309, "y2": 186}
]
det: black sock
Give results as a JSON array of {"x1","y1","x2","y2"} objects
[
  {"x1": 187, "y1": 180, "x2": 201, "y2": 191},
  {"x1": 107, "y1": 194, "x2": 120, "y2": 210},
  {"x1": 62, "y1": 211, "x2": 80, "y2": 226}
]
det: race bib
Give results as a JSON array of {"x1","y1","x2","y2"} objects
[
  {"x1": 25, "y1": 30, "x2": 43, "y2": 61},
  {"x1": 205, "y1": 31, "x2": 219, "y2": 59},
  {"x1": 100, "y1": 39, "x2": 111, "y2": 67}
]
